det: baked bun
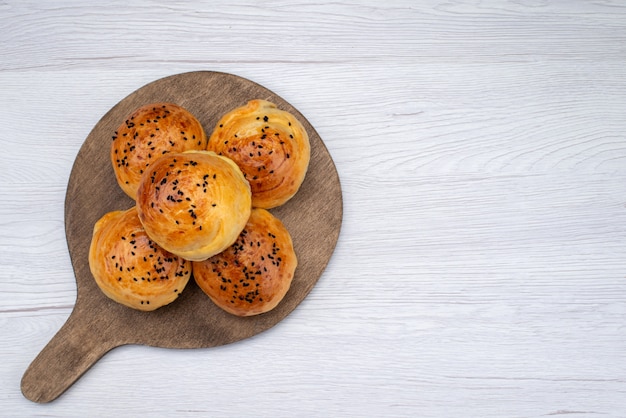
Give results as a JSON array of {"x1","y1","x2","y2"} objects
[
  {"x1": 136, "y1": 150, "x2": 251, "y2": 262},
  {"x1": 88, "y1": 206, "x2": 191, "y2": 311},
  {"x1": 207, "y1": 99, "x2": 310, "y2": 209},
  {"x1": 111, "y1": 102, "x2": 207, "y2": 199},
  {"x1": 192, "y1": 208, "x2": 297, "y2": 316}
]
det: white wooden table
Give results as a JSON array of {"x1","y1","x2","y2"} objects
[{"x1": 2, "y1": 1, "x2": 626, "y2": 416}]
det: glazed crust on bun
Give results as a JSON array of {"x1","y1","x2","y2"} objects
[
  {"x1": 192, "y1": 208, "x2": 297, "y2": 316},
  {"x1": 111, "y1": 102, "x2": 207, "y2": 199},
  {"x1": 207, "y1": 100, "x2": 310, "y2": 209},
  {"x1": 88, "y1": 206, "x2": 191, "y2": 311},
  {"x1": 135, "y1": 151, "x2": 251, "y2": 262}
]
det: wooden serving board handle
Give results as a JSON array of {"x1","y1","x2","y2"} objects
[{"x1": 21, "y1": 303, "x2": 118, "y2": 403}]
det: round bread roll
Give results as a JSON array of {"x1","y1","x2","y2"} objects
[
  {"x1": 207, "y1": 99, "x2": 310, "y2": 209},
  {"x1": 88, "y1": 206, "x2": 191, "y2": 311},
  {"x1": 136, "y1": 150, "x2": 251, "y2": 262},
  {"x1": 192, "y1": 208, "x2": 297, "y2": 316},
  {"x1": 111, "y1": 102, "x2": 207, "y2": 199}
]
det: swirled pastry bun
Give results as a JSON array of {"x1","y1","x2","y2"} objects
[
  {"x1": 88, "y1": 206, "x2": 191, "y2": 311},
  {"x1": 136, "y1": 150, "x2": 251, "y2": 262},
  {"x1": 111, "y1": 102, "x2": 207, "y2": 199},
  {"x1": 193, "y1": 208, "x2": 297, "y2": 316},
  {"x1": 207, "y1": 100, "x2": 310, "y2": 209}
]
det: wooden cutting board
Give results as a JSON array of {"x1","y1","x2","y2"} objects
[{"x1": 21, "y1": 71, "x2": 343, "y2": 403}]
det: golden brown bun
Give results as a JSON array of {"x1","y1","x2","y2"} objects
[
  {"x1": 136, "y1": 150, "x2": 251, "y2": 262},
  {"x1": 88, "y1": 206, "x2": 191, "y2": 311},
  {"x1": 192, "y1": 208, "x2": 297, "y2": 316},
  {"x1": 111, "y1": 102, "x2": 207, "y2": 199},
  {"x1": 207, "y1": 100, "x2": 310, "y2": 209}
]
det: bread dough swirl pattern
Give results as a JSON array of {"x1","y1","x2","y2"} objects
[
  {"x1": 89, "y1": 206, "x2": 191, "y2": 311},
  {"x1": 207, "y1": 100, "x2": 310, "y2": 209},
  {"x1": 192, "y1": 208, "x2": 297, "y2": 316},
  {"x1": 111, "y1": 103, "x2": 207, "y2": 199},
  {"x1": 136, "y1": 151, "x2": 251, "y2": 262}
]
